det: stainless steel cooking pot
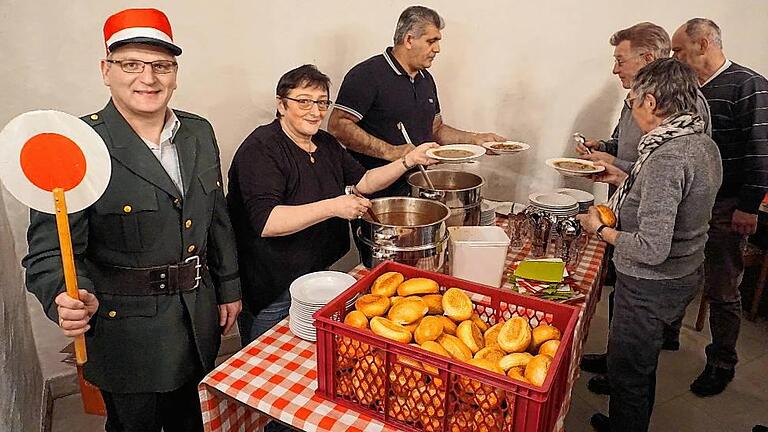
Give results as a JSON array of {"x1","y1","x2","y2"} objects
[
  {"x1": 357, "y1": 197, "x2": 450, "y2": 270},
  {"x1": 407, "y1": 170, "x2": 484, "y2": 226}
]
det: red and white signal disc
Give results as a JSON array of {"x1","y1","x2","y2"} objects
[{"x1": 0, "y1": 110, "x2": 111, "y2": 214}]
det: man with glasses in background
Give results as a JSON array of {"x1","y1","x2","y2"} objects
[
  {"x1": 672, "y1": 18, "x2": 768, "y2": 399},
  {"x1": 23, "y1": 8, "x2": 241, "y2": 431},
  {"x1": 328, "y1": 5, "x2": 505, "y2": 198},
  {"x1": 575, "y1": 22, "x2": 711, "y2": 398}
]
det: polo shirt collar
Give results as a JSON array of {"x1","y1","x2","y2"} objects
[{"x1": 383, "y1": 47, "x2": 426, "y2": 79}]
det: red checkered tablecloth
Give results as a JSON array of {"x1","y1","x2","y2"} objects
[{"x1": 199, "y1": 220, "x2": 607, "y2": 432}]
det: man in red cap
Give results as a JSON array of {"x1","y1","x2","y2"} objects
[{"x1": 23, "y1": 8, "x2": 241, "y2": 431}]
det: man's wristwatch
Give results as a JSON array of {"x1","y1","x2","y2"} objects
[{"x1": 596, "y1": 224, "x2": 609, "y2": 241}]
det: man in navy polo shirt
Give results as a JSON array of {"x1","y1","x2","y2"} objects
[{"x1": 329, "y1": 5, "x2": 505, "y2": 197}]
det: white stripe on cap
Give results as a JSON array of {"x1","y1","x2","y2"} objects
[{"x1": 106, "y1": 27, "x2": 173, "y2": 49}]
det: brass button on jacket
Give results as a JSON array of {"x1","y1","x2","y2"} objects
[
  {"x1": 108, "y1": 310, "x2": 117, "y2": 318},
  {"x1": 185, "y1": 219, "x2": 192, "y2": 229},
  {"x1": 123, "y1": 205, "x2": 132, "y2": 213},
  {"x1": 187, "y1": 244, "x2": 196, "y2": 253}
]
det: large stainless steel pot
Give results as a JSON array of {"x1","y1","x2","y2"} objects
[
  {"x1": 407, "y1": 170, "x2": 484, "y2": 226},
  {"x1": 357, "y1": 197, "x2": 450, "y2": 270}
]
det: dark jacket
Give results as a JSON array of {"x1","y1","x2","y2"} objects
[{"x1": 23, "y1": 100, "x2": 240, "y2": 393}]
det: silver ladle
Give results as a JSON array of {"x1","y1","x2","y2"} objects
[{"x1": 397, "y1": 122, "x2": 436, "y2": 190}]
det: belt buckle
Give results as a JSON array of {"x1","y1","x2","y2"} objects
[{"x1": 184, "y1": 255, "x2": 202, "y2": 290}]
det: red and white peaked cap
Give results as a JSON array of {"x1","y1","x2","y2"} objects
[{"x1": 103, "y1": 8, "x2": 182, "y2": 56}]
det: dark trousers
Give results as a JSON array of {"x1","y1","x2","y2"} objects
[
  {"x1": 101, "y1": 376, "x2": 204, "y2": 432},
  {"x1": 608, "y1": 267, "x2": 701, "y2": 432},
  {"x1": 238, "y1": 288, "x2": 292, "y2": 347},
  {"x1": 704, "y1": 198, "x2": 746, "y2": 370}
]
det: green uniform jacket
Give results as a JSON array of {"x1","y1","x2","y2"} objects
[{"x1": 23, "y1": 100, "x2": 241, "y2": 393}]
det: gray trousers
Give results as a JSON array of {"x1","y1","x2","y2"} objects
[
  {"x1": 704, "y1": 198, "x2": 746, "y2": 369},
  {"x1": 608, "y1": 267, "x2": 701, "y2": 432}
]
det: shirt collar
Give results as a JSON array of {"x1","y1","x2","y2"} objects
[
  {"x1": 383, "y1": 47, "x2": 425, "y2": 79},
  {"x1": 701, "y1": 59, "x2": 732, "y2": 87},
  {"x1": 141, "y1": 109, "x2": 180, "y2": 148}
]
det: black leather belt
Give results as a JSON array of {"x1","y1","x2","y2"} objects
[{"x1": 90, "y1": 255, "x2": 206, "y2": 296}]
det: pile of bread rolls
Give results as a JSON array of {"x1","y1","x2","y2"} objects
[{"x1": 340, "y1": 272, "x2": 563, "y2": 389}]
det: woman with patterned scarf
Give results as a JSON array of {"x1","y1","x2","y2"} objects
[{"x1": 578, "y1": 58, "x2": 723, "y2": 432}]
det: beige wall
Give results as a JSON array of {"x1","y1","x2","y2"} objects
[{"x1": 2, "y1": 0, "x2": 768, "y2": 251}]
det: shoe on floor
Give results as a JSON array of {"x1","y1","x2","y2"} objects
[
  {"x1": 690, "y1": 364, "x2": 735, "y2": 396},
  {"x1": 661, "y1": 339, "x2": 680, "y2": 351},
  {"x1": 590, "y1": 413, "x2": 610, "y2": 432},
  {"x1": 580, "y1": 353, "x2": 607, "y2": 374},
  {"x1": 587, "y1": 374, "x2": 610, "y2": 395},
  {"x1": 753, "y1": 425, "x2": 768, "y2": 432}
]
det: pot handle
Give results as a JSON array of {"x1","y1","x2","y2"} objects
[{"x1": 419, "y1": 190, "x2": 444, "y2": 200}]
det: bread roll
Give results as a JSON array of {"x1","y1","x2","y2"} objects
[
  {"x1": 387, "y1": 296, "x2": 429, "y2": 325},
  {"x1": 414, "y1": 315, "x2": 444, "y2": 345},
  {"x1": 499, "y1": 352, "x2": 534, "y2": 371},
  {"x1": 420, "y1": 340, "x2": 451, "y2": 358},
  {"x1": 524, "y1": 354, "x2": 553, "y2": 387},
  {"x1": 470, "y1": 312, "x2": 490, "y2": 333},
  {"x1": 397, "y1": 277, "x2": 440, "y2": 296},
  {"x1": 596, "y1": 204, "x2": 617, "y2": 228},
  {"x1": 483, "y1": 321, "x2": 504, "y2": 349},
  {"x1": 506, "y1": 366, "x2": 528, "y2": 383},
  {"x1": 497, "y1": 316, "x2": 532, "y2": 353},
  {"x1": 422, "y1": 294, "x2": 444, "y2": 315},
  {"x1": 442, "y1": 288, "x2": 473, "y2": 322},
  {"x1": 457, "y1": 320, "x2": 485, "y2": 353},
  {"x1": 530, "y1": 324, "x2": 561, "y2": 352},
  {"x1": 370, "y1": 317, "x2": 412, "y2": 343},
  {"x1": 437, "y1": 316, "x2": 458, "y2": 335},
  {"x1": 437, "y1": 334, "x2": 472, "y2": 361},
  {"x1": 343, "y1": 310, "x2": 369, "y2": 329},
  {"x1": 355, "y1": 294, "x2": 391, "y2": 318},
  {"x1": 538, "y1": 339, "x2": 560, "y2": 357},
  {"x1": 371, "y1": 271, "x2": 404, "y2": 297},
  {"x1": 402, "y1": 317, "x2": 422, "y2": 333},
  {"x1": 473, "y1": 346, "x2": 506, "y2": 363}
]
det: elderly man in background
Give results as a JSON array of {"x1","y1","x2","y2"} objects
[
  {"x1": 576, "y1": 22, "x2": 711, "y2": 396},
  {"x1": 672, "y1": 17, "x2": 768, "y2": 397},
  {"x1": 328, "y1": 5, "x2": 505, "y2": 198}
]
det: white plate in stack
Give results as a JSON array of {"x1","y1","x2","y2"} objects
[
  {"x1": 480, "y1": 201, "x2": 496, "y2": 225},
  {"x1": 528, "y1": 192, "x2": 579, "y2": 217},
  {"x1": 289, "y1": 271, "x2": 357, "y2": 341}
]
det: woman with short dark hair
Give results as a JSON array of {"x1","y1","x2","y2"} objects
[
  {"x1": 227, "y1": 64, "x2": 438, "y2": 345},
  {"x1": 578, "y1": 58, "x2": 723, "y2": 432}
]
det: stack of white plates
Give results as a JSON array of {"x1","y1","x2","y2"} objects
[
  {"x1": 528, "y1": 192, "x2": 579, "y2": 217},
  {"x1": 289, "y1": 271, "x2": 357, "y2": 342},
  {"x1": 480, "y1": 200, "x2": 496, "y2": 226},
  {"x1": 555, "y1": 188, "x2": 595, "y2": 213}
]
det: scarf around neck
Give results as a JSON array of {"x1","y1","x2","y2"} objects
[{"x1": 607, "y1": 112, "x2": 705, "y2": 220}]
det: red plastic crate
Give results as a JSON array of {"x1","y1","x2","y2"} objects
[{"x1": 314, "y1": 261, "x2": 579, "y2": 432}]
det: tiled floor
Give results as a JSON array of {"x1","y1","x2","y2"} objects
[
  {"x1": 51, "y1": 246, "x2": 768, "y2": 432},
  {"x1": 563, "y1": 287, "x2": 768, "y2": 432}
]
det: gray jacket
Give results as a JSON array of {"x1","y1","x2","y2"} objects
[
  {"x1": 600, "y1": 89, "x2": 712, "y2": 173},
  {"x1": 613, "y1": 132, "x2": 722, "y2": 279}
]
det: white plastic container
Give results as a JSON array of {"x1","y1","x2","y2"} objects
[{"x1": 448, "y1": 226, "x2": 511, "y2": 287}]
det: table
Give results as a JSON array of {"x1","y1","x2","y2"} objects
[{"x1": 199, "y1": 222, "x2": 607, "y2": 432}]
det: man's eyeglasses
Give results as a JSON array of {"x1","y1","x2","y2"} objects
[
  {"x1": 624, "y1": 95, "x2": 640, "y2": 110},
  {"x1": 106, "y1": 59, "x2": 178, "y2": 74},
  {"x1": 281, "y1": 96, "x2": 332, "y2": 111},
  {"x1": 613, "y1": 53, "x2": 648, "y2": 67}
]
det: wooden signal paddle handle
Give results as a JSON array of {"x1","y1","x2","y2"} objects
[{"x1": 53, "y1": 188, "x2": 87, "y2": 365}]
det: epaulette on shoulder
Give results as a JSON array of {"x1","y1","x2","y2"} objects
[{"x1": 81, "y1": 112, "x2": 104, "y2": 126}]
